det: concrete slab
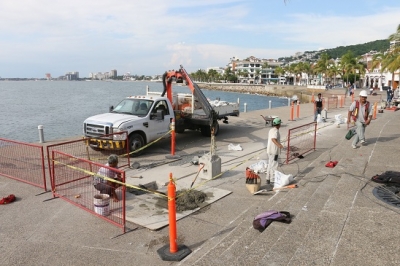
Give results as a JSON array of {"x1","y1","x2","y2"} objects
[{"x1": 121, "y1": 185, "x2": 232, "y2": 230}]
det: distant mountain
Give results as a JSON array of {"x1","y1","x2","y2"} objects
[{"x1": 279, "y1": 39, "x2": 390, "y2": 63}]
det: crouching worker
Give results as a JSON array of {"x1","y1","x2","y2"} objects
[
  {"x1": 266, "y1": 117, "x2": 284, "y2": 184},
  {"x1": 94, "y1": 154, "x2": 123, "y2": 202}
]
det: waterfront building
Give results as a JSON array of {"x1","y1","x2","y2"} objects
[
  {"x1": 226, "y1": 56, "x2": 282, "y2": 84},
  {"x1": 110, "y1": 69, "x2": 117, "y2": 78},
  {"x1": 65, "y1": 71, "x2": 79, "y2": 80},
  {"x1": 361, "y1": 41, "x2": 400, "y2": 90}
]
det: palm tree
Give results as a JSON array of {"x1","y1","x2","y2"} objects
[
  {"x1": 386, "y1": 24, "x2": 400, "y2": 89},
  {"x1": 274, "y1": 66, "x2": 285, "y2": 84},
  {"x1": 314, "y1": 52, "x2": 331, "y2": 85},
  {"x1": 255, "y1": 69, "x2": 261, "y2": 84},
  {"x1": 300, "y1": 62, "x2": 312, "y2": 85},
  {"x1": 242, "y1": 69, "x2": 249, "y2": 82},
  {"x1": 341, "y1": 51, "x2": 357, "y2": 86},
  {"x1": 236, "y1": 69, "x2": 244, "y2": 82},
  {"x1": 381, "y1": 46, "x2": 400, "y2": 89},
  {"x1": 262, "y1": 62, "x2": 269, "y2": 70},
  {"x1": 207, "y1": 69, "x2": 219, "y2": 82},
  {"x1": 327, "y1": 64, "x2": 341, "y2": 86},
  {"x1": 368, "y1": 53, "x2": 384, "y2": 89},
  {"x1": 389, "y1": 24, "x2": 400, "y2": 43}
]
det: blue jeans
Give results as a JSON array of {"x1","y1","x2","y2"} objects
[
  {"x1": 314, "y1": 107, "x2": 322, "y2": 121},
  {"x1": 352, "y1": 121, "x2": 366, "y2": 146}
]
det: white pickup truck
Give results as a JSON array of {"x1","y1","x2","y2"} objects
[{"x1": 83, "y1": 83, "x2": 239, "y2": 155}]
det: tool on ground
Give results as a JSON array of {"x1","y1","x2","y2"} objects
[
  {"x1": 273, "y1": 184, "x2": 298, "y2": 191},
  {"x1": 325, "y1": 161, "x2": 338, "y2": 168},
  {"x1": 245, "y1": 167, "x2": 260, "y2": 184},
  {"x1": 0, "y1": 194, "x2": 16, "y2": 204},
  {"x1": 190, "y1": 163, "x2": 205, "y2": 188},
  {"x1": 253, "y1": 189, "x2": 268, "y2": 195},
  {"x1": 130, "y1": 176, "x2": 143, "y2": 179},
  {"x1": 140, "y1": 158, "x2": 182, "y2": 169},
  {"x1": 139, "y1": 184, "x2": 166, "y2": 196}
]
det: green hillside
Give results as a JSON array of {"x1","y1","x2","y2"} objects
[
  {"x1": 279, "y1": 39, "x2": 390, "y2": 62},
  {"x1": 324, "y1": 39, "x2": 390, "y2": 58}
]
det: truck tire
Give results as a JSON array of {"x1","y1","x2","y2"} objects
[
  {"x1": 200, "y1": 122, "x2": 219, "y2": 137},
  {"x1": 129, "y1": 133, "x2": 144, "y2": 156}
]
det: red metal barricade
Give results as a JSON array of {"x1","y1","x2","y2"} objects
[
  {"x1": 0, "y1": 138, "x2": 47, "y2": 190},
  {"x1": 286, "y1": 122, "x2": 317, "y2": 164},
  {"x1": 327, "y1": 96, "x2": 338, "y2": 110},
  {"x1": 51, "y1": 150, "x2": 126, "y2": 232},
  {"x1": 46, "y1": 132, "x2": 130, "y2": 188}
]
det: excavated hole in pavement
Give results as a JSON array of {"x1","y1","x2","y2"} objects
[{"x1": 155, "y1": 189, "x2": 208, "y2": 212}]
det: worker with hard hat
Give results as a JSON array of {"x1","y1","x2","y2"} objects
[
  {"x1": 266, "y1": 117, "x2": 284, "y2": 184},
  {"x1": 347, "y1": 90, "x2": 373, "y2": 149}
]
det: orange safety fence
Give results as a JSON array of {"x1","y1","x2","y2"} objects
[
  {"x1": 0, "y1": 138, "x2": 47, "y2": 191},
  {"x1": 286, "y1": 122, "x2": 317, "y2": 164},
  {"x1": 51, "y1": 150, "x2": 126, "y2": 232}
]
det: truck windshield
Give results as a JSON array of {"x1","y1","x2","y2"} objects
[{"x1": 111, "y1": 99, "x2": 153, "y2": 116}]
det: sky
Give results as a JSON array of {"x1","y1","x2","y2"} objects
[{"x1": 0, "y1": 0, "x2": 399, "y2": 78}]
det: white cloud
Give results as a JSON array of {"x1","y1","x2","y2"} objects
[{"x1": 0, "y1": 0, "x2": 399, "y2": 77}]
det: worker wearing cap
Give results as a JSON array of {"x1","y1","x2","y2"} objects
[
  {"x1": 266, "y1": 117, "x2": 284, "y2": 184},
  {"x1": 347, "y1": 90, "x2": 373, "y2": 149}
]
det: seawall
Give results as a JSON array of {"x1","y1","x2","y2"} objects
[{"x1": 197, "y1": 83, "x2": 320, "y2": 103}]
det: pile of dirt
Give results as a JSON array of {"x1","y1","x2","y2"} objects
[{"x1": 175, "y1": 189, "x2": 207, "y2": 212}]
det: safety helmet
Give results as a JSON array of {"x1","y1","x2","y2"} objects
[
  {"x1": 359, "y1": 90, "x2": 368, "y2": 97},
  {"x1": 273, "y1": 117, "x2": 281, "y2": 126}
]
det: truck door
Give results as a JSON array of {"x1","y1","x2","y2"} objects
[{"x1": 148, "y1": 100, "x2": 172, "y2": 140}]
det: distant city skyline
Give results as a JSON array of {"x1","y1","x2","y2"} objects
[{"x1": 1, "y1": 0, "x2": 400, "y2": 78}]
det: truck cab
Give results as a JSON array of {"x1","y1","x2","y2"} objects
[{"x1": 83, "y1": 95, "x2": 173, "y2": 155}]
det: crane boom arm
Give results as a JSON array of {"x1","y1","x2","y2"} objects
[{"x1": 161, "y1": 65, "x2": 218, "y2": 127}]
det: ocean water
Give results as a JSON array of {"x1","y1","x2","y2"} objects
[{"x1": 0, "y1": 81, "x2": 288, "y2": 143}]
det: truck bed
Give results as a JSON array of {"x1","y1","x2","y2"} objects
[{"x1": 191, "y1": 100, "x2": 240, "y2": 119}]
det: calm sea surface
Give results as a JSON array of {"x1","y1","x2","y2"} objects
[{"x1": 0, "y1": 81, "x2": 288, "y2": 143}]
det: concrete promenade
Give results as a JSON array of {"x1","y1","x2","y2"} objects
[{"x1": 2, "y1": 88, "x2": 400, "y2": 265}]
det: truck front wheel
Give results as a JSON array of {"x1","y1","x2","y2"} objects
[{"x1": 129, "y1": 133, "x2": 144, "y2": 156}]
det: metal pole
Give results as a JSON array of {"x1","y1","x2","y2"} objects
[
  {"x1": 269, "y1": 100, "x2": 272, "y2": 109},
  {"x1": 38, "y1": 125, "x2": 45, "y2": 143},
  {"x1": 244, "y1": 103, "x2": 247, "y2": 113}
]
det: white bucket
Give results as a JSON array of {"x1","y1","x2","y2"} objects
[{"x1": 93, "y1": 194, "x2": 110, "y2": 216}]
